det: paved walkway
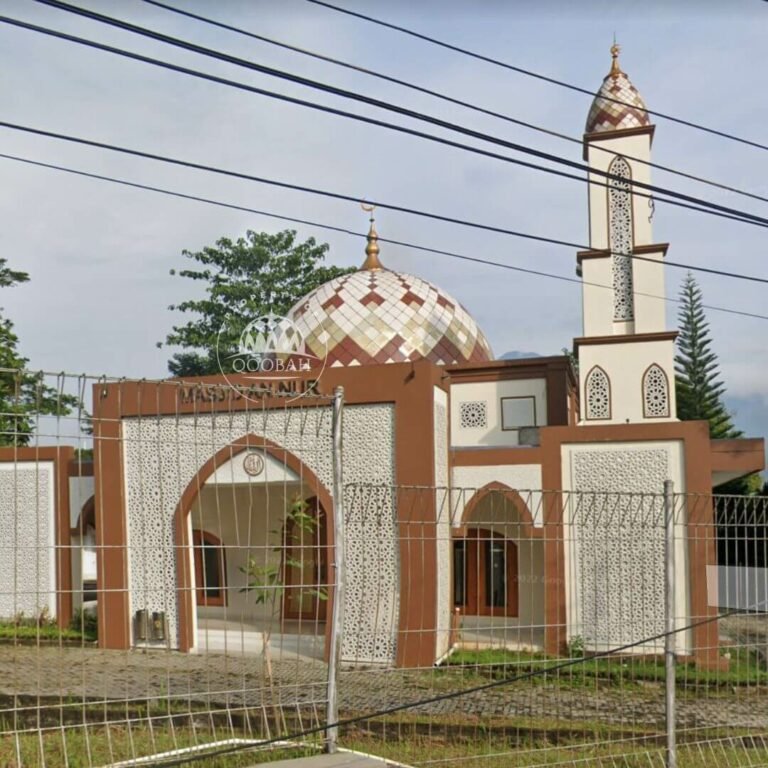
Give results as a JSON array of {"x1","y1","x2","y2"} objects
[{"x1": 248, "y1": 752, "x2": 407, "y2": 768}]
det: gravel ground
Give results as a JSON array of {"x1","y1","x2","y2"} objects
[{"x1": 1, "y1": 644, "x2": 768, "y2": 734}]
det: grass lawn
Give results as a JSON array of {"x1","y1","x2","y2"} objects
[
  {"x1": 0, "y1": 725, "x2": 322, "y2": 768},
  {"x1": 3, "y1": 722, "x2": 766, "y2": 768},
  {"x1": 441, "y1": 647, "x2": 768, "y2": 689},
  {"x1": 0, "y1": 610, "x2": 97, "y2": 644}
]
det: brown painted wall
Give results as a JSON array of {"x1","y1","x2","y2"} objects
[
  {"x1": 538, "y1": 419, "x2": 740, "y2": 666},
  {"x1": 92, "y1": 360, "x2": 448, "y2": 665}
]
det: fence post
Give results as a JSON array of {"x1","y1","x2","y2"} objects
[
  {"x1": 326, "y1": 385, "x2": 346, "y2": 753},
  {"x1": 664, "y1": 479, "x2": 677, "y2": 768}
]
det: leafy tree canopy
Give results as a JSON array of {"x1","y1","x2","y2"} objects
[
  {"x1": 0, "y1": 258, "x2": 76, "y2": 446},
  {"x1": 160, "y1": 229, "x2": 354, "y2": 377}
]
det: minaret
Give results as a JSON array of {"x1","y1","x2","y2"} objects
[{"x1": 576, "y1": 44, "x2": 677, "y2": 423}]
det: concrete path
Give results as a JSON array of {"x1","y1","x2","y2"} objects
[{"x1": 247, "y1": 751, "x2": 407, "y2": 768}]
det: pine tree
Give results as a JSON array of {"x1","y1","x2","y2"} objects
[{"x1": 675, "y1": 272, "x2": 741, "y2": 439}]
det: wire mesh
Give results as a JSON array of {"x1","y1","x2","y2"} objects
[
  {"x1": 0, "y1": 370, "x2": 334, "y2": 766},
  {"x1": 0, "y1": 369, "x2": 767, "y2": 767},
  {"x1": 335, "y1": 485, "x2": 768, "y2": 768}
]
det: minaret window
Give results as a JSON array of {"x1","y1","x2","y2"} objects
[
  {"x1": 643, "y1": 364, "x2": 670, "y2": 418},
  {"x1": 608, "y1": 156, "x2": 634, "y2": 322},
  {"x1": 585, "y1": 366, "x2": 611, "y2": 420}
]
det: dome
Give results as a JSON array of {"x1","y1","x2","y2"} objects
[
  {"x1": 287, "y1": 221, "x2": 493, "y2": 367},
  {"x1": 585, "y1": 44, "x2": 650, "y2": 134}
]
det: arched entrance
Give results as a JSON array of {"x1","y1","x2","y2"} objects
[
  {"x1": 174, "y1": 435, "x2": 334, "y2": 655},
  {"x1": 454, "y1": 483, "x2": 543, "y2": 650}
]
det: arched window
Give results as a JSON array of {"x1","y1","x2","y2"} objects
[
  {"x1": 585, "y1": 366, "x2": 611, "y2": 420},
  {"x1": 192, "y1": 530, "x2": 226, "y2": 607},
  {"x1": 643, "y1": 364, "x2": 670, "y2": 418},
  {"x1": 608, "y1": 155, "x2": 634, "y2": 322}
]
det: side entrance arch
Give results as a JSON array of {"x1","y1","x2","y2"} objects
[{"x1": 453, "y1": 482, "x2": 543, "y2": 649}]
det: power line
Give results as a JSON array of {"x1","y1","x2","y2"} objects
[
  {"x1": 2, "y1": 150, "x2": 767, "y2": 323},
  {"x1": 306, "y1": 0, "x2": 768, "y2": 154},
  {"x1": 141, "y1": 0, "x2": 768, "y2": 207},
  {"x1": 1, "y1": 124, "x2": 765, "y2": 289},
  {"x1": 18, "y1": 2, "x2": 768, "y2": 230}
]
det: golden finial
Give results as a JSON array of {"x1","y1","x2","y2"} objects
[
  {"x1": 360, "y1": 202, "x2": 383, "y2": 270},
  {"x1": 610, "y1": 38, "x2": 622, "y2": 78}
]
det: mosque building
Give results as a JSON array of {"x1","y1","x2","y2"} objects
[{"x1": 0, "y1": 47, "x2": 762, "y2": 668}]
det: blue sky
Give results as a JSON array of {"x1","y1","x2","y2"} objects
[{"x1": 1, "y1": 0, "x2": 766, "y2": 439}]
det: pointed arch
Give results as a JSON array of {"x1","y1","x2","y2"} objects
[
  {"x1": 585, "y1": 365, "x2": 611, "y2": 420},
  {"x1": 173, "y1": 434, "x2": 334, "y2": 652},
  {"x1": 642, "y1": 363, "x2": 670, "y2": 418},
  {"x1": 459, "y1": 481, "x2": 540, "y2": 537},
  {"x1": 454, "y1": 482, "x2": 540, "y2": 619},
  {"x1": 607, "y1": 154, "x2": 635, "y2": 322}
]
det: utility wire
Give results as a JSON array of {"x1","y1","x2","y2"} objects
[
  {"x1": 18, "y1": 2, "x2": 768, "y2": 230},
  {"x1": 142, "y1": 0, "x2": 768, "y2": 207},
  {"x1": 2, "y1": 150, "x2": 767, "y2": 323},
  {"x1": 306, "y1": 0, "x2": 768, "y2": 154},
  {"x1": 147, "y1": 591, "x2": 768, "y2": 767}
]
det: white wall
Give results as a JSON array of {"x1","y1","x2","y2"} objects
[
  {"x1": 433, "y1": 386, "x2": 451, "y2": 659},
  {"x1": 0, "y1": 462, "x2": 57, "y2": 619},
  {"x1": 560, "y1": 440, "x2": 691, "y2": 654},
  {"x1": 121, "y1": 403, "x2": 399, "y2": 664},
  {"x1": 205, "y1": 451, "x2": 300, "y2": 486},
  {"x1": 581, "y1": 132, "x2": 668, "y2": 340},
  {"x1": 68, "y1": 476, "x2": 94, "y2": 528},
  {"x1": 450, "y1": 379, "x2": 547, "y2": 448},
  {"x1": 579, "y1": 338, "x2": 676, "y2": 424},
  {"x1": 191, "y1": 483, "x2": 309, "y2": 624},
  {"x1": 586, "y1": 133, "x2": 653, "y2": 252}
]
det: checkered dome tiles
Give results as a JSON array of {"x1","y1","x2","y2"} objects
[
  {"x1": 288, "y1": 268, "x2": 494, "y2": 366},
  {"x1": 585, "y1": 70, "x2": 650, "y2": 134}
]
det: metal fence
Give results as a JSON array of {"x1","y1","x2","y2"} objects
[{"x1": 0, "y1": 371, "x2": 767, "y2": 767}]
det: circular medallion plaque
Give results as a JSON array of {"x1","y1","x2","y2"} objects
[{"x1": 242, "y1": 452, "x2": 265, "y2": 477}]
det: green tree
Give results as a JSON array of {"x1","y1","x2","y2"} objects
[
  {"x1": 160, "y1": 229, "x2": 354, "y2": 376},
  {"x1": 0, "y1": 258, "x2": 76, "y2": 445},
  {"x1": 675, "y1": 273, "x2": 740, "y2": 439},
  {"x1": 675, "y1": 272, "x2": 760, "y2": 494},
  {"x1": 240, "y1": 494, "x2": 327, "y2": 731}
]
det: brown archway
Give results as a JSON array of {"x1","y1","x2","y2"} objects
[
  {"x1": 454, "y1": 482, "x2": 540, "y2": 619},
  {"x1": 459, "y1": 482, "x2": 540, "y2": 536},
  {"x1": 173, "y1": 434, "x2": 334, "y2": 652}
]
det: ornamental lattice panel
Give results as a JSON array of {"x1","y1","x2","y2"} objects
[
  {"x1": 609, "y1": 156, "x2": 634, "y2": 322},
  {"x1": 643, "y1": 364, "x2": 670, "y2": 418},
  {"x1": 459, "y1": 401, "x2": 488, "y2": 429},
  {"x1": 585, "y1": 366, "x2": 611, "y2": 420}
]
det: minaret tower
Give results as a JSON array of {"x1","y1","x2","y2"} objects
[{"x1": 576, "y1": 44, "x2": 677, "y2": 424}]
